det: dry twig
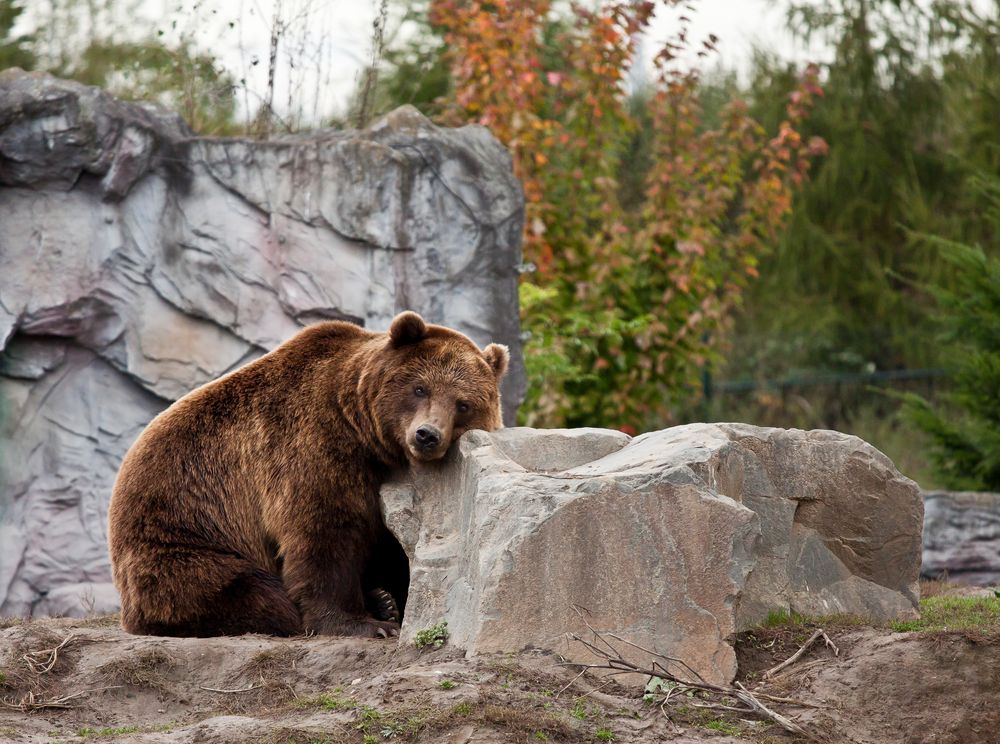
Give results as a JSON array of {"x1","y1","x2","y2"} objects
[
  {"x1": 762, "y1": 628, "x2": 839, "y2": 681},
  {"x1": 22, "y1": 634, "x2": 76, "y2": 674},
  {"x1": 199, "y1": 683, "x2": 260, "y2": 693}
]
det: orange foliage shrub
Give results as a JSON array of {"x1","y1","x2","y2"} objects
[{"x1": 431, "y1": 0, "x2": 825, "y2": 428}]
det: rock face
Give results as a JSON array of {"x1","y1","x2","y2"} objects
[
  {"x1": 382, "y1": 423, "x2": 923, "y2": 686},
  {"x1": 922, "y1": 491, "x2": 1000, "y2": 585},
  {"x1": 0, "y1": 70, "x2": 525, "y2": 617}
]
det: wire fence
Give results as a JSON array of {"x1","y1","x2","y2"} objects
[{"x1": 704, "y1": 367, "x2": 949, "y2": 398}]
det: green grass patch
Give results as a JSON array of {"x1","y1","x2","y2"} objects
[
  {"x1": 703, "y1": 719, "x2": 740, "y2": 735},
  {"x1": 890, "y1": 595, "x2": 1000, "y2": 633},
  {"x1": 763, "y1": 609, "x2": 806, "y2": 627},
  {"x1": 290, "y1": 691, "x2": 357, "y2": 711},
  {"x1": 760, "y1": 608, "x2": 868, "y2": 630},
  {"x1": 438, "y1": 679, "x2": 457, "y2": 690},
  {"x1": 595, "y1": 727, "x2": 615, "y2": 741}
]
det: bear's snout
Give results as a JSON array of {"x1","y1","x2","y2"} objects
[{"x1": 414, "y1": 424, "x2": 442, "y2": 451}]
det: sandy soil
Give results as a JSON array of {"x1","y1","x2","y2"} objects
[{"x1": 1, "y1": 610, "x2": 998, "y2": 744}]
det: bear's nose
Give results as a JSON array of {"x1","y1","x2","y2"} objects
[{"x1": 414, "y1": 425, "x2": 442, "y2": 450}]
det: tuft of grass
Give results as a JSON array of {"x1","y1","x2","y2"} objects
[
  {"x1": 98, "y1": 649, "x2": 174, "y2": 690},
  {"x1": 571, "y1": 699, "x2": 588, "y2": 720},
  {"x1": 595, "y1": 727, "x2": 615, "y2": 741},
  {"x1": 76, "y1": 726, "x2": 141, "y2": 738},
  {"x1": 452, "y1": 702, "x2": 472, "y2": 716},
  {"x1": 534, "y1": 731, "x2": 549, "y2": 741},
  {"x1": 703, "y1": 719, "x2": 740, "y2": 735},
  {"x1": 414, "y1": 621, "x2": 449, "y2": 649},
  {"x1": 763, "y1": 609, "x2": 806, "y2": 627},
  {"x1": 890, "y1": 595, "x2": 1000, "y2": 633},
  {"x1": 438, "y1": 679, "x2": 457, "y2": 690}
]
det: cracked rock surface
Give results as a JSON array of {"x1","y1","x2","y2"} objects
[
  {"x1": 0, "y1": 70, "x2": 525, "y2": 617},
  {"x1": 382, "y1": 423, "x2": 923, "y2": 685}
]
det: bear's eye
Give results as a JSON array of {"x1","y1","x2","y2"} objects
[
  {"x1": 456, "y1": 401, "x2": 470, "y2": 414},
  {"x1": 414, "y1": 385, "x2": 428, "y2": 398}
]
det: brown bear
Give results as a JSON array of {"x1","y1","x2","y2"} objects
[{"x1": 107, "y1": 311, "x2": 509, "y2": 638}]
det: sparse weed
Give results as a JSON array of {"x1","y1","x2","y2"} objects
[
  {"x1": 438, "y1": 679, "x2": 457, "y2": 690},
  {"x1": 595, "y1": 727, "x2": 614, "y2": 741},
  {"x1": 76, "y1": 726, "x2": 141, "y2": 738},
  {"x1": 291, "y1": 691, "x2": 356, "y2": 711},
  {"x1": 354, "y1": 705, "x2": 409, "y2": 740}
]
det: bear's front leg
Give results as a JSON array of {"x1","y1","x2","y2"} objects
[{"x1": 278, "y1": 520, "x2": 400, "y2": 638}]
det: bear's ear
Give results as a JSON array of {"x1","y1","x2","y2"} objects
[
  {"x1": 389, "y1": 311, "x2": 428, "y2": 348},
  {"x1": 483, "y1": 343, "x2": 509, "y2": 379}
]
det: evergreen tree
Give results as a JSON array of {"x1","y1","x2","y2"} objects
[
  {"x1": 729, "y1": 0, "x2": 1000, "y2": 383},
  {"x1": 0, "y1": 0, "x2": 35, "y2": 70},
  {"x1": 902, "y1": 177, "x2": 1000, "y2": 490}
]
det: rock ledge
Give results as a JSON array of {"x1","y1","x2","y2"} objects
[{"x1": 383, "y1": 423, "x2": 923, "y2": 685}]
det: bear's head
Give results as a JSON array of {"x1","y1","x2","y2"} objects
[{"x1": 377, "y1": 311, "x2": 509, "y2": 464}]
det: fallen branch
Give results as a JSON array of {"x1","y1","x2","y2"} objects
[
  {"x1": 562, "y1": 607, "x2": 820, "y2": 740},
  {"x1": 762, "y1": 628, "x2": 839, "y2": 681},
  {"x1": 1, "y1": 686, "x2": 121, "y2": 711},
  {"x1": 767, "y1": 658, "x2": 829, "y2": 681},
  {"x1": 199, "y1": 683, "x2": 260, "y2": 693},
  {"x1": 555, "y1": 667, "x2": 588, "y2": 698},
  {"x1": 750, "y1": 690, "x2": 830, "y2": 709},
  {"x1": 734, "y1": 681, "x2": 811, "y2": 737}
]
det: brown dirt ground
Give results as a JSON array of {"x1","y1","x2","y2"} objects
[{"x1": 1, "y1": 605, "x2": 998, "y2": 744}]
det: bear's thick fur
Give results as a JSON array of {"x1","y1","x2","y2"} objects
[{"x1": 108, "y1": 312, "x2": 509, "y2": 638}]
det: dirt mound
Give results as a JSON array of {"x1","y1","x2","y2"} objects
[
  {"x1": 738, "y1": 621, "x2": 1000, "y2": 744},
  {"x1": 1, "y1": 612, "x2": 998, "y2": 743}
]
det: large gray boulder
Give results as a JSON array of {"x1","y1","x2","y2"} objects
[
  {"x1": 0, "y1": 70, "x2": 525, "y2": 617},
  {"x1": 382, "y1": 424, "x2": 923, "y2": 686},
  {"x1": 922, "y1": 490, "x2": 1000, "y2": 585}
]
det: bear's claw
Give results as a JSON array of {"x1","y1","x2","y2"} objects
[{"x1": 365, "y1": 587, "x2": 400, "y2": 623}]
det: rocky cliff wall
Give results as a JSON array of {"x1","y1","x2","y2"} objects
[{"x1": 0, "y1": 70, "x2": 525, "y2": 617}]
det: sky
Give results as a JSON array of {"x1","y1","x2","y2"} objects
[
  {"x1": 18, "y1": 0, "x2": 823, "y2": 124},
  {"x1": 149, "y1": 0, "x2": 818, "y2": 124}
]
